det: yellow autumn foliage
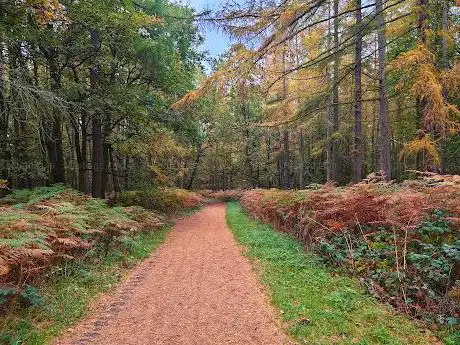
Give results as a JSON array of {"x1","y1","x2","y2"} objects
[
  {"x1": 392, "y1": 43, "x2": 460, "y2": 134},
  {"x1": 172, "y1": 44, "x2": 259, "y2": 110},
  {"x1": 400, "y1": 134, "x2": 441, "y2": 167}
]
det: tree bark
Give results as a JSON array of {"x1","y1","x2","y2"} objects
[
  {"x1": 90, "y1": 30, "x2": 104, "y2": 198},
  {"x1": 101, "y1": 115, "x2": 111, "y2": 197},
  {"x1": 417, "y1": 0, "x2": 435, "y2": 172},
  {"x1": 109, "y1": 145, "x2": 121, "y2": 195},
  {"x1": 124, "y1": 156, "x2": 130, "y2": 190},
  {"x1": 71, "y1": 115, "x2": 85, "y2": 192},
  {"x1": 332, "y1": 0, "x2": 340, "y2": 182},
  {"x1": 299, "y1": 128, "x2": 305, "y2": 189},
  {"x1": 326, "y1": 95, "x2": 332, "y2": 181},
  {"x1": 0, "y1": 41, "x2": 8, "y2": 181},
  {"x1": 188, "y1": 142, "x2": 203, "y2": 190},
  {"x1": 281, "y1": 130, "x2": 290, "y2": 189},
  {"x1": 353, "y1": 0, "x2": 363, "y2": 183},
  {"x1": 243, "y1": 103, "x2": 254, "y2": 187},
  {"x1": 280, "y1": 46, "x2": 290, "y2": 189},
  {"x1": 376, "y1": 0, "x2": 391, "y2": 180},
  {"x1": 440, "y1": 0, "x2": 449, "y2": 174},
  {"x1": 266, "y1": 129, "x2": 272, "y2": 188},
  {"x1": 45, "y1": 48, "x2": 66, "y2": 184}
]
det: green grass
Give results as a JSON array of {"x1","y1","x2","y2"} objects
[
  {"x1": 0, "y1": 226, "x2": 171, "y2": 345},
  {"x1": 226, "y1": 202, "x2": 442, "y2": 345},
  {"x1": 2, "y1": 185, "x2": 65, "y2": 208}
]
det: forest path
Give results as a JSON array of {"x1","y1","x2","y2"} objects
[{"x1": 56, "y1": 203, "x2": 292, "y2": 345}]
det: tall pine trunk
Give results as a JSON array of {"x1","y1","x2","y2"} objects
[
  {"x1": 188, "y1": 142, "x2": 203, "y2": 190},
  {"x1": 266, "y1": 129, "x2": 272, "y2": 188},
  {"x1": 299, "y1": 128, "x2": 305, "y2": 189},
  {"x1": 280, "y1": 46, "x2": 290, "y2": 189},
  {"x1": 281, "y1": 130, "x2": 290, "y2": 189},
  {"x1": 440, "y1": 0, "x2": 449, "y2": 174},
  {"x1": 90, "y1": 30, "x2": 104, "y2": 198},
  {"x1": 376, "y1": 0, "x2": 390, "y2": 179},
  {"x1": 325, "y1": 0, "x2": 333, "y2": 182},
  {"x1": 332, "y1": 0, "x2": 340, "y2": 182},
  {"x1": 46, "y1": 48, "x2": 66, "y2": 184},
  {"x1": 353, "y1": 0, "x2": 363, "y2": 182},
  {"x1": 0, "y1": 42, "x2": 8, "y2": 181},
  {"x1": 109, "y1": 146, "x2": 121, "y2": 195}
]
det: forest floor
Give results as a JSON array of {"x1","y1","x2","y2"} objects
[{"x1": 55, "y1": 203, "x2": 292, "y2": 345}]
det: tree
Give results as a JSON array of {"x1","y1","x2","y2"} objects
[
  {"x1": 376, "y1": 0, "x2": 391, "y2": 180},
  {"x1": 172, "y1": 0, "x2": 459, "y2": 187},
  {"x1": 353, "y1": 0, "x2": 363, "y2": 182}
]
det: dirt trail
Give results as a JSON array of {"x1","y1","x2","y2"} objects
[{"x1": 56, "y1": 203, "x2": 292, "y2": 345}]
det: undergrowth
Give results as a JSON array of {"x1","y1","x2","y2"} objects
[
  {"x1": 226, "y1": 202, "x2": 447, "y2": 345},
  {"x1": 116, "y1": 187, "x2": 203, "y2": 213},
  {"x1": 238, "y1": 176, "x2": 460, "y2": 328},
  {"x1": 0, "y1": 226, "x2": 170, "y2": 345},
  {"x1": 0, "y1": 187, "x2": 164, "y2": 284},
  {"x1": 0, "y1": 185, "x2": 175, "y2": 344}
]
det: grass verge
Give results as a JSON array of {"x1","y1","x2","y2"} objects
[
  {"x1": 226, "y1": 202, "x2": 443, "y2": 345},
  {"x1": 0, "y1": 225, "x2": 171, "y2": 345}
]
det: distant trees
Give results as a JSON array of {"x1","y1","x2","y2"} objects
[
  {"x1": 175, "y1": 0, "x2": 460, "y2": 189},
  {"x1": 0, "y1": 0, "x2": 203, "y2": 195},
  {"x1": 1, "y1": 0, "x2": 459, "y2": 192}
]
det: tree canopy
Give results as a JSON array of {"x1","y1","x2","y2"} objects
[{"x1": 1, "y1": 0, "x2": 459, "y2": 193}]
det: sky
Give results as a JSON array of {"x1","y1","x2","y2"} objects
[{"x1": 185, "y1": 0, "x2": 233, "y2": 60}]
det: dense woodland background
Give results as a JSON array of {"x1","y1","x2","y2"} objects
[
  {"x1": 0, "y1": 0, "x2": 459, "y2": 195},
  {"x1": 0, "y1": 0, "x2": 202, "y2": 197}
]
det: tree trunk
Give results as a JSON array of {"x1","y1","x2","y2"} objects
[
  {"x1": 440, "y1": 0, "x2": 449, "y2": 174},
  {"x1": 376, "y1": 0, "x2": 391, "y2": 180},
  {"x1": 280, "y1": 45, "x2": 290, "y2": 189},
  {"x1": 281, "y1": 129, "x2": 290, "y2": 189},
  {"x1": 71, "y1": 115, "x2": 85, "y2": 192},
  {"x1": 70, "y1": 68, "x2": 87, "y2": 192},
  {"x1": 0, "y1": 42, "x2": 8, "y2": 181},
  {"x1": 52, "y1": 115, "x2": 65, "y2": 183},
  {"x1": 90, "y1": 30, "x2": 104, "y2": 198},
  {"x1": 109, "y1": 145, "x2": 121, "y2": 195},
  {"x1": 102, "y1": 115, "x2": 111, "y2": 197},
  {"x1": 46, "y1": 49, "x2": 66, "y2": 184},
  {"x1": 243, "y1": 103, "x2": 254, "y2": 187},
  {"x1": 81, "y1": 112, "x2": 90, "y2": 194},
  {"x1": 124, "y1": 156, "x2": 130, "y2": 190},
  {"x1": 326, "y1": 95, "x2": 333, "y2": 181},
  {"x1": 299, "y1": 128, "x2": 305, "y2": 189},
  {"x1": 417, "y1": 0, "x2": 435, "y2": 172},
  {"x1": 266, "y1": 129, "x2": 272, "y2": 188},
  {"x1": 332, "y1": 0, "x2": 340, "y2": 182},
  {"x1": 353, "y1": 0, "x2": 363, "y2": 183},
  {"x1": 187, "y1": 142, "x2": 203, "y2": 190}
]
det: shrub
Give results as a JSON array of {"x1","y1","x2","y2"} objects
[
  {"x1": 0, "y1": 184, "x2": 65, "y2": 206},
  {"x1": 117, "y1": 188, "x2": 203, "y2": 212},
  {"x1": 0, "y1": 187, "x2": 164, "y2": 287},
  {"x1": 198, "y1": 189, "x2": 244, "y2": 201},
  {"x1": 239, "y1": 175, "x2": 460, "y2": 326}
]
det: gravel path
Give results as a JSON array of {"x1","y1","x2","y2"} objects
[{"x1": 56, "y1": 203, "x2": 292, "y2": 345}]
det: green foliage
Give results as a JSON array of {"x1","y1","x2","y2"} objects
[
  {"x1": 19, "y1": 287, "x2": 44, "y2": 308},
  {"x1": 117, "y1": 188, "x2": 203, "y2": 213},
  {"x1": 1, "y1": 185, "x2": 65, "y2": 206},
  {"x1": 226, "y1": 202, "x2": 441, "y2": 345}
]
